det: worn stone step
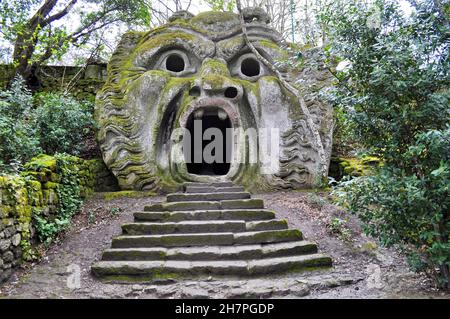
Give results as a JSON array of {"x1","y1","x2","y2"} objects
[
  {"x1": 167, "y1": 192, "x2": 251, "y2": 202},
  {"x1": 91, "y1": 254, "x2": 332, "y2": 280},
  {"x1": 183, "y1": 182, "x2": 234, "y2": 188},
  {"x1": 234, "y1": 229, "x2": 303, "y2": 245},
  {"x1": 144, "y1": 199, "x2": 264, "y2": 212},
  {"x1": 134, "y1": 209, "x2": 276, "y2": 222},
  {"x1": 101, "y1": 241, "x2": 318, "y2": 261},
  {"x1": 111, "y1": 229, "x2": 302, "y2": 248},
  {"x1": 185, "y1": 186, "x2": 245, "y2": 193},
  {"x1": 122, "y1": 219, "x2": 288, "y2": 235},
  {"x1": 245, "y1": 220, "x2": 288, "y2": 231},
  {"x1": 122, "y1": 220, "x2": 247, "y2": 235}
]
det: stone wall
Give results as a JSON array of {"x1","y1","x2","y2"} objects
[
  {"x1": 0, "y1": 154, "x2": 118, "y2": 283},
  {"x1": 0, "y1": 63, "x2": 107, "y2": 100}
]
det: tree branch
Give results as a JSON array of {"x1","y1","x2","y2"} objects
[{"x1": 41, "y1": 0, "x2": 78, "y2": 28}]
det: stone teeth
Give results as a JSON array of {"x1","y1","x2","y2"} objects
[
  {"x1": 218, "y1": 109, "x2": 227, "y2": 121},
  {"x1": 194, "y1": 109, "x2": 204, "y2": 119}
]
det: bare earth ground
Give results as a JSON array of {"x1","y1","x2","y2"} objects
[{"x1": 0, "y1": 191, "x2": 448, "y2": 299}]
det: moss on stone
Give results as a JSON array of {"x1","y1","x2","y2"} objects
[
  {"x1": 101, "y1": 190, "x2": 156, "y2": 201},
  {"x1": 330, "y1": 155, "x2": 382, "y2": 180},
  {"x1": 24, "y1": 154, "x2": 57, "y2": 172},
  {"x1": 190, "y1": 11, "x2": 237, "y2": 25}
]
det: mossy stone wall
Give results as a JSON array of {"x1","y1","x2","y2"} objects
[
  {"x1": 0, "y1": 64, "x2": 106, "y2": 101},
  {"x1": 0, "y1": 154, "x2": 117, "y2": 283},
  {"x1": 329, "y1": 156, "x2": 382, "y2": 181}
]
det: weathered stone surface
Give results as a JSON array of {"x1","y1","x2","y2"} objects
[
  {"x1": 92, "y1": 180, "x2": 332, "y2": 282},
  {"x1": 2, "y1": 251, "x2": 14, "y2": 263},
  {"x1": 245, "y1": 219, "x2": 288, "y2": 231},
  {"x1": 234, "y1": 229, "x2": 303, "y2": 245},
  {"x1": 95, "y1": 9, "x2": 333, "y2": 192},
  {"x1": 92, "y1": 253, "x2": 331, "y2": 280},
  {"x1": 122, "y1": 220, "x2": 246, "y2": 235},
  {"x1": 166, "y1": 192, "x2": 251, "y2": 202},
  {"x1": 102, "y1": 241, "x2": 318, "y2": 262},
  {"x1": 111, "y1": 233, "x2": 235, "y2": 248},
  {"x1": 0, "y1": 239, "x2": 10, "y2": 252},
  {"x1": 220, "y1": 199, "x2": 264, "y2": 210},
  {"x1": 144, "y1": 201, "x2": 221, "y2": 212},
  {"x1": 185, "y1": 186, "x2": 244, "y2": 193},
  {"x1": 11, "y1": 233, "x2": 21, "y2": 246},
  {"x1": 134, "y1": 209, "x2": 276, "y2": 222}
]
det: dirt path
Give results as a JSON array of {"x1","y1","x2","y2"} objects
[{"x1": 0, "y1": 191, "x2": 447, "y2": 299}]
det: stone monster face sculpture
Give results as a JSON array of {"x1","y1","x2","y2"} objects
[{"x1": 95, "y1": 9, "x2": 333, "y2": 191}]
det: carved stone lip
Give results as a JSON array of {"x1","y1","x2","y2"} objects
[
  {"x1": 179, "y1": 97, "x2": 240, "y2": 129},
  {"x1": 173, "y1": 96, "x2": 244, "y2": 183}
]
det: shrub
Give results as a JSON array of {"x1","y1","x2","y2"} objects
[
  {"x1": 0, "y1": 76, "x2": 41, "y2": 171},
  {"x1": 321, "y1": 0, "x2": 449, "y2": 290},
  {"x1": 33, "y1": 93, "x2": 95, "y2": 156}
]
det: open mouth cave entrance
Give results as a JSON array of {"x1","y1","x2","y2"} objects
[{"x1": 185, "y1": 107, "x2": 232, "y2": 176}]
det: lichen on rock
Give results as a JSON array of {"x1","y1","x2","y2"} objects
[{"x1": 95, "y1": 9, "x2": 334, "y2": 192}]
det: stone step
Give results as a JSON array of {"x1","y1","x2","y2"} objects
[
  {"x1": 122, "y1": 220, "x2": 246, "y2": 234},
  {"x1": 134, "y1": 209, "x2": 276, "y2": 222},
  {"x1": 91, "y1": 254, "x2": 332, "y2": 280},
  {"x1": 183, "y1": 182, "x2": 234, "y2": 188},
  {"x1": 185, "y1": 186, "x2": 245, "y2": 193},
  {"x1": 122, "y1": 219, "x2": 288, "y2": 235},
  {"x1": 101, "y1": 241, "x2": 318, "y2": 261},
  {"x1": 144, "y1": 199, "x2": 264, "y2": 212},
  {"x1": 111, "y1": 229, "x2": 303, "y2": 248},
  {"x1": 166, "y1": 192, "x2": 251, "y2": 202}
]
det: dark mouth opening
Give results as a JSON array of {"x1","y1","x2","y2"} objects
[{"x1": 184, "y1": 107, "x2": 232, "y2": 176}]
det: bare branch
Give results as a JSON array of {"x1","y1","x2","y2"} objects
[{"x1": 41, "y1": 0, "x2": 78, "y2": 28}]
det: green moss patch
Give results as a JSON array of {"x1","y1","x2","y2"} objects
[{"x1": 100, "y1": 190, "x2": 156, "y2": 201}]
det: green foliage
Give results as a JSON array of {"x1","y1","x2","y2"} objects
[
  {"x1": 33, "y1": 153, "x2": 84, "y2": 244},
  {"x1": 33, "y1": 93, "x2": 95, "y2": 155},
  {"x1": 0, "y1": 76, "x2": 41, "y2": 171},
  {"x1": 0, "y1": 0, "x2": 151, "y2": 82},
  {"x1": 110, "y1": 207, "x2": 122, "y2": 216},
  {"x1": 205, "y1": 0, "x2": 236, "y2": 11},
  {"x1": 326, "y1": 0, "x2": 449, "y2": 289},
  {"x1": 327, "y1": 217, "x2": 352, "y2": 242},
  {"x1": 0, "y1": 78, "x2": 95, "y2": 171}
]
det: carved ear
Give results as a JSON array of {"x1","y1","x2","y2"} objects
[{"x1": 242, "y1": 7, "x2": 271, "y2": 24}]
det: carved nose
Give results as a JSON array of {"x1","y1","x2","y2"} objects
[
  {"x1": 189, "y1": 81, "x2": 242, "y2": 100},
  {"x1": 190, "y1": 58, "x2": 243, "y2": 100}
]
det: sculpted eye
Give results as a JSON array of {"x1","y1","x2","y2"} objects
[
  {"x1": 240, "y1": 57, "x2": 260, "y2": 77},
  {"x1": 230, "y1": 53, "x2": 266, "y2": 81},
  {"x1": 155, "y1": 49, "x2": 196, "y2": 76},
  {"x1": 165, "y1": 53, "x2": 185, "y2": 72}
]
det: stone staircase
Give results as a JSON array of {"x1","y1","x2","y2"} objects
[{"x1": 91, "y1": 182, "x2": 332, "y2": 281}]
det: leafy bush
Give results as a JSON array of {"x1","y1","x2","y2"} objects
[
  {"x1": 322, "y1": 0, "x2": 449, "y2": 290},
  {"x1": 0, "y1": 77, "x2": 96, "y2": 172},
  {"x1": 0, "y1": 76, "x2": 41, "y2": 171},
  {"x1": 33, "y1": 93, "x2": 95, "y2": 156}
]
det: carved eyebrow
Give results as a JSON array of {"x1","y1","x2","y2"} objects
[
  {"x1": 216, "y1": 36, "x2": 282, "y2": 61},
  {"x1": 135, "y1": 31, "x2": 215, "y2": 65}
]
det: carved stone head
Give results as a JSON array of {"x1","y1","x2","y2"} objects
[{"x1": 95, "y1": 9, "x2": 333, "y2": 191}]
